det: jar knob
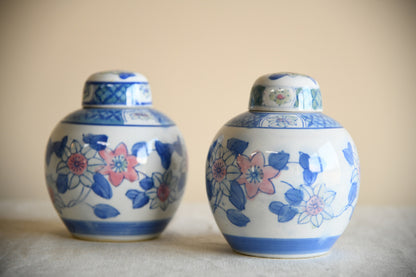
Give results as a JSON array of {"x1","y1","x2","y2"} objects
[
  {"x1": 82, "y1": 71, "x2": 152, "y2": 107},
  {"x1": 249, "y1": 72, "x2": 322, "y2": 112}
]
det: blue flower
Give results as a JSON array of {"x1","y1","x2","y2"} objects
[
  {"x1": 298, "y1": 184, "x2": 336, "y2": 227},
  {"x1": 56, "y1": 140, "x2": 104, "y2": 191},
  {"x1": 206, "y1": 142, "x2": 240, "y2": 196},
  {"x1": 146, "y1": 170, "x2": 178, "y2": 211}
]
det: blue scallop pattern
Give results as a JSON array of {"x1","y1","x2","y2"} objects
[
  {"x1": 225, "y1": 112, "x2": 342, "y2": 129},
  {"x1": 61, "y1": 108, "x2": 174, "y2": 127}
]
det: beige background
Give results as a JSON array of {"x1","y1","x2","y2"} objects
[{"x1": 0, "y1": 0, "x2": 415, "y2": 205}]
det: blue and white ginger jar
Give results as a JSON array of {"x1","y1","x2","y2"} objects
[
  {"x1": 206, "y1": 72, "x2": 360, "y2": 258},
  {"x1": 45, "y1": 71, "x2": 187, "y2": 241}
]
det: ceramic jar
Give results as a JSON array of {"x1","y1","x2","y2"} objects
[
  {"x1": 206, "y1": 72, "x2": 360, "y2": 258},
  {"x1": 45, "y1": 71, "x2": 187, "y2": 241}
]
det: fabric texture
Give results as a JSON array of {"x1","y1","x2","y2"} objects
[{"x1": 0, "y1": 200, "x2": 415, "y2": 276}]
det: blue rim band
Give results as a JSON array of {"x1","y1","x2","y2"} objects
[
  {"x1": 62, "y1": 218, "x2": 171, "y2": 236},
  {"x1": 223, "y1": 234, "x2": 340, "y2": 255}
]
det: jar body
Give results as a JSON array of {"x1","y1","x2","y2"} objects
[
  {"x1": 45, "y1": 107, "x2": 187, "y2": 241},
  {"x1": 206, "y1": 112, "x2": 359, "y2": 258}
]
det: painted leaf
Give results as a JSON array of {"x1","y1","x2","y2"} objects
[
  {"x1": 155, "y1": 141, "x2": 173, "y2": 169},
  {"x1": 82, "y1": 134, "x2": 108, "y2": 151},
  {"x1": 139, "y1": 176, "x2": 154, "y2": 190},
  {"x1": 277, "y1": 205, "x2": 298, "y2": 222},
  {"x1": 343, "y1": 142, "x2": 354, "y2": 166},
  {"x1": 268, "y1": 151, "x2": 290, "y2": 170},
  {"x1": 226, "y1": 138, "x2": 249, "y2": 155},
  {"x1": 250, "y1": 85, "x2": 265, "y2": 106},
  {"x1": 118, "y1": 72, "x2": 135, "y2": 79},
  {"x1": 93, "y1": 204, "x2": 120, "y2": 219},
  {"x1": 285, "y1": 188, "x2": 304, "y2": 206},
  {"x1": 269, "y1": 201, "x2": 285, "y2": 215},
  {"x1": 132, "y1": 141, "x2": 150, "y2": 159},
  {"x1": 56, "y1": 174, "x2": 68, "y2": 194},
  {"x1": 177, "y1": 172, "x2": 187, "y2": 192},
  {"x1": 303, "y1": 169, "x2": 317, "y2": 185},
  {"x1": 126, "y1": 190, "x2": 149, "y2": 209},
  {"x1": 91, "y1": 173, "x2": 112, "y2": 199},
  {"x1": 45, "y1": 139, "x2": 54, "y2": 165},
  {"x1": 299, "y1": 152, "x2": 310, "y2": 169},
  {"x1": 268, "y1": 73, "x2": 287, "y2": 80},
  {"x1": 207, "y1": 140, "x2": 218, "y2": 162},
  {"x1": 348, "y1": 182, "x2": 358, "y2": 205},
  {"x1": 172, "y1": 137, "x2": 183, "y2": 156},
  {"x1": 226, "y1": 209, "x2": 250, "y2": 227},
  {"x1": 206, "y1": 178, "x2": 213, "y2": 200},
  {"x1": 229, "y1": 181, "x2": 246, "y2": 210}
]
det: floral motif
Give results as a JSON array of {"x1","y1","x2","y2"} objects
[
  {"x1": 147, "y1": 171, "x2": 178, "y2": 211},
  {"x1": 56, "y1": 140, "x2": 104, "y2": 190},
  {"x1": 99, "y1": 143, "x2": 139, "y2": 186},
  {"x1": 297, "y1": 184, "x2": 335, "y2": 228},
  {"x1": 268, "y1": 89, "x2": 292, "y2": 106},
  {"x1": 206, "y1": 143, "x2": 240, "y2": 196},
  {"x1": 207, "y1": 136, "x2": 357, "y2": 228},
  {"x1": 46, "y1": 134, "x2": 187, "y2": 219},
  {"x1": 236, "y1": 152, "x2": 279, "y2": 199}
]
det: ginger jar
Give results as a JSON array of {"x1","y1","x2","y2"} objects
[
  {"x1": 45, "y1": 71, "x2": 187, "y2": 241},
  {"x1": 205, "y1": 72, "x2": 359, "y2": 258}
]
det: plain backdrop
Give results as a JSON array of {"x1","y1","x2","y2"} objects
[{"x1": 0, "y1": 0, "x2": 415, "y2": 205}]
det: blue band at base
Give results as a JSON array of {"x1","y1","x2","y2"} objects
[
  {"x1": 62, "y1": 219, "x2": 171, "y2": 236},
  {"x1": 223, "y1": 234, "x2": 340, "y2": 255}
]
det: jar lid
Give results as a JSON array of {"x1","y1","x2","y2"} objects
[
  {"x1": 249, "y1": 72, "x2": 322, "y2": 112},
  {"x1": 82, "y1": 71, "x2": 152, "y2": 107}
]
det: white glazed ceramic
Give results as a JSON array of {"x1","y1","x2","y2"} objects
[
  {"x1": 205, "y1": 72, "x2": 360, "y2": 258},
  {"x1": 45, "y1": 71, "x2": 187, "y2": 241}
]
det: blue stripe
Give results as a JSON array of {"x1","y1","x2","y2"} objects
[
  {"x1": 62, "y1": 218, "x2": 170, "y2": 236},
  {"x1": 224, "y1": 234, "x2": 339, "y2": 255},
  {"x1": 225, "y1": 124, "x2": 343, "y2": 130},
  {"x1": 86, "y1": 81, "x2": 149, "y2": 85},
  {"x1": 60, "y1": 121, "x2": 175, "y2": 127}
]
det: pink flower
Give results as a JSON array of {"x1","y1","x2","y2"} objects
[
  {"x1": 99, "y1": 143, "x2": 139, "y2": 186},
  {"x1": 237, "y1": 152, "x2": 279, "y2": 199}
]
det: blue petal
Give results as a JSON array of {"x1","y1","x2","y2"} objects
[
  {"x1": 229, "y1": 181, "x2": 246, "y2": 210},
  {"x1": 226, "y1": 138, "x2": 249, "y2": 155},
  {"x1": 126, "y1": 190, "x2": 149, "y2": 209},
  {"x1": 299, "y1": 152, "x2": 310, "y2": 169},
  {"x1": 118, "y1": 72, "x2": 136, "y2": 79},
  {"x1": 348, "y1": 182, "x2": 358, "y2": 205},
  {"x1": 268, "y1": 151, "x2": 290, "y2": 170},
  {"x1": 82, "y1": 134, "x2": 108, "y2": 151},
  {"x1": 226, "y1": 209, "x2": 250, "y2": 227},
  {"x1": 268, "y1": 73, "x2": 287, "y2": 80},
  {"x1": 343, "y1": 142, "x2": 354, "y2": 166},
  {"x1": 91, "y1": 173, "x2": 112, "y2": 199},
  {"x1": 155, "y1": 141, "x2": 173, "y2": 169},
  {"x1": 56, "y1": 174, "x2": 68, "y2": 194},
  {"x1": 131, "y1": 141, "x2": 150, "y2": 159},
  {"x1": 93, "y1": 204, "x2": 120, "y2": 219},
  {"x1": 278, "y1": 205, "x2": 298, "y2": 222},
  {"x1": 303, "y1": 169, "x2": 317, "y2": 185},
  {"x1": 139, "y1": 176, "x2": 154, "y2": 190},
  {"x1": 269, "y1": 201, "x2": 285, "y2": 215},
  {"x1": 285, "y1": 188, "x2": 304, "y2": 206}
]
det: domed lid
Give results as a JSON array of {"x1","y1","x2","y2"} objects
[
  {"x1": 249, "y1": 72, "x2": 322, "y2": 112},
  {"x1": 82, "y1": 71, "x2": 152, "y2": 107}
]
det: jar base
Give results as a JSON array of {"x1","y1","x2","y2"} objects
[
  {"x1": 223, "y1": 234, "x2": 339, "y2": 259},
  {"x1": 71, "y1": 233, "x2": 160, "y2": 242},
  {"x1": 61, "y1": 218, "x2": 171, "y2": 242}
]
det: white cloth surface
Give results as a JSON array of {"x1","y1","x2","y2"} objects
[{"x1": 0, "y1": 200, "x2": 415, "y2": 277}]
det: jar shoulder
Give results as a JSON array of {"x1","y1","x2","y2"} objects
[
  {"x1": 60, "y1": 107, "x2": 175, "y2": 127},
  {"x1": 225, "y1": 111, "x2": 342, "y2": 129}
]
